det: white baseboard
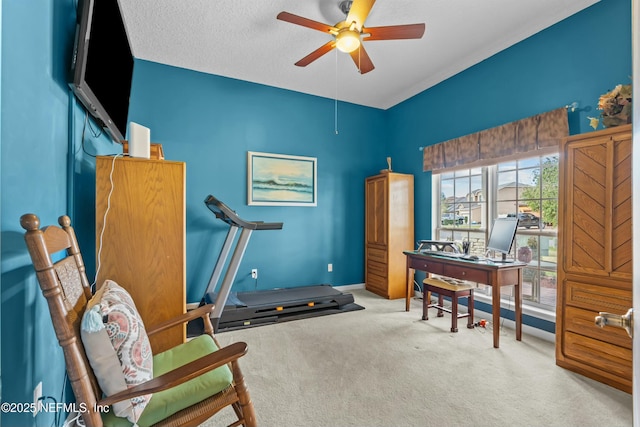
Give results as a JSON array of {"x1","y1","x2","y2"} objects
[
  {"x1": 334, "y1": 283, "x2": 365, "y2": 291},
  {"x1": 186, "y1": 302, "x2": 200, "y2": 310},
  {"x1": 473, "y1": 307, "x2": 555, "y2": 342}
]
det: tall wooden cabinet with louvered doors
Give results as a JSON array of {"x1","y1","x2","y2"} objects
[
  {"x1": 95, "y1": 156, "x2": 186, "y2": 354},
  {"x1": 556, "y1": 124, "x2": 632, "y2": 393},
  {"x1": 365, "y1": 172, "x2": 414, "y2": 299}
]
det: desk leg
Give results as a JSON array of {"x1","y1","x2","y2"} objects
[
  {"x1": 492, "y1": 286, "x2": 500, "y2": 348},
  {"x1": 405, "y1": 257, "x2": 412, "y2": 312},
  {"x1": 515, "y1": 268, "x2": 522, "y2": 341}
]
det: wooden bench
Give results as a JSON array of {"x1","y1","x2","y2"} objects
[{"x1": 422, "y1": 277, "x2": 475, "y2": 332}]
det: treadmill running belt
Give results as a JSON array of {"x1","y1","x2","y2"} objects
[{"x1": 190, "y1": 284, "x2": 364, "y2": 334}]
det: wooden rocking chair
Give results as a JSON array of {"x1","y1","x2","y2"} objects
[{"x1": 21, "y1": 214, "x2": 257, "y2": 427}]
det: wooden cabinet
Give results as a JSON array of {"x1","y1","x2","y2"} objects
[
  {"x1": 365, "y1": 172, "x2": 414, "y2": 299},
  {"x1": 96, "y1": 156, "x2": 186, "y2": 353},
  {"x1": 556, "y1": 124, "x2": 632, "y2": 393}
]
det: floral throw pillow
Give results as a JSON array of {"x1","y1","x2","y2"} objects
[{"x1": 81, "y1": 280, "x2": 153, "y2": 423}]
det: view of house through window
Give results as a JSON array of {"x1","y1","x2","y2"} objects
[{"x1": 434, "y1": 154, "x2": 559, "y2": 310}]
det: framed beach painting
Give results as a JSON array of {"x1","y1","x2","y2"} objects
[{"x1": 247, "y1": 151, "x2": 317, "y2": 206}]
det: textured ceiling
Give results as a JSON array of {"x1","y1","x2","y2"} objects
[{"x1": 118, "y1": 0, "x2": 599, "y2": 110}]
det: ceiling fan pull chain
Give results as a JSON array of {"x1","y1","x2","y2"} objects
[{"x1": 335, "y1": 48, "x2": 339, "y2": 135}]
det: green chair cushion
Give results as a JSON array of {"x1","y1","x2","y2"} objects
[{"x1": 102, "y1": 335, "x2": 234, "y2": 427}]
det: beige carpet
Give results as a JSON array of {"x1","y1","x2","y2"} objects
[{"x1": 205, "y1": 288, "x2": 632, "y2": 427}]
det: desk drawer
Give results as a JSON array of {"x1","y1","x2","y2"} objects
[
  {"x1": 443, "y1": 264, "x2": 488, "y2": 283},
  {"x1": 409, "y1": 257, "x2": 444, "y2": 275}
]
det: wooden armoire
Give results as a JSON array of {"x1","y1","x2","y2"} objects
[
  {"x1": 95, "y1": 156, "x2": 186, "y2": 353},
  {"x1": 556, "y1": 124, "x2": 632, "y2": 393},
  {"x1": 365, "y1": 172, "x2": 414, "y2": 299}
]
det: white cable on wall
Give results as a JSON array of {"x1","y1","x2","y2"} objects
[{"x1": 93, "y1": 153, "x2": 124, "y2": 291}]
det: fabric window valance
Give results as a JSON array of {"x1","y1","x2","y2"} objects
[{"x1": 423, "y1": 107, "x2": 568, "y2": 172}]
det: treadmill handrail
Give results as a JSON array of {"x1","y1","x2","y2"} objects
[{"x1": 204, "y1": 195, "x2": 283, "y2": 230}]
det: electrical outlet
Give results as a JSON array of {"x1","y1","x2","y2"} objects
[
  {"x1": 251, "y1": 268, "x2": 258, "y2": 279},
  {"x1": 328, "y1": 263, "x2": 333, "y2": 272},
  {"x1": 33, "y1": 381, "x2": 42, "y2": 417}
]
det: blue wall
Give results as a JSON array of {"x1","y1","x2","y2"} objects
[
  {"x1": 1, "y1": 1, "x2": 79, "y2": 426},
  {"x1": 0, "y1": 0, "x2": 3, "y2": 421},
  {"x1": 0, "y1": 0, "x2": 631, "y2": 425},
  {"x1": 127, "y1": 62, "x2": 388, "y2": 302},
  {"x1": 388, "y1": 0, "x2": 632, "y2": 245}
]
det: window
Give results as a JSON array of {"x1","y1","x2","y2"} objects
[
  {"x1": 438, "y1": 167, "x2": 487, "y2": 255},
  {"x1": 434, "y1": 154, "x2": 559, "y2": 310}
]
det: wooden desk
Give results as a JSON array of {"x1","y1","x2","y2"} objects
[{"x1": 404, "y1": 251, "x2": 524, "y2": 348}]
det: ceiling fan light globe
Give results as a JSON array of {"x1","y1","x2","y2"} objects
[{"x1": 336, "y1": 31, "x2": 360, "y2": 53}]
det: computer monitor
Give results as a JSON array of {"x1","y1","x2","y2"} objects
[{"x1": 486, "y1": 217, "x2": 519, "y2": 263}]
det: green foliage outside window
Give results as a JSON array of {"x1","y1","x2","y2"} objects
[{"x1": 521, "y1": 157, "x2": 559, "y2": 227}]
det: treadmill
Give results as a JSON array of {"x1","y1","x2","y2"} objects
[{"x1": 200, "y1": 195, "x2": 357, "y2": 332}]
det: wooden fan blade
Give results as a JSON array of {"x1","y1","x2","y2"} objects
[
  {"x1": 349, "y1": 44, "x2": 375, "y2": 74},
  {"x1": 345, "y1": 0, "x2": 376, "y2": 30},
  {"x1": 295, "y1": 41, "x2": 336, "y2": 67},
  {"x1": 363, "y1": 23, "x2": 426, "y2": 41},
  {"x1": 277, "y1": 11, "x2": 336, "y2": 34}
]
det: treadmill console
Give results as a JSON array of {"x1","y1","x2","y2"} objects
[{"x1": 204, "y1": 195, "x2": 283, "y2": 230}]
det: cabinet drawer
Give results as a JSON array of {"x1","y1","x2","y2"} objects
[
  {"x1": 443, "y1": 264, "x2": 488, "y2": 283},
  {"x1": 367, "y1": 260, "x2": 387, "y2": 277},
  {"x1": 366, "y1": 272, "x2": 387, "y2": 292},
  {"x1": 562, "y1": 305, "x2": 631, "y2": 349},
  {"x1": 367, "y1": 247, "x2": 387, "y2": 263},
  {"x1": 563, "y1": 331, "x2": 632, "y2": 382},
  {"x1": 409, "y1": 257, "x2": 444, "y2": 275},
  {"x1": 563, "y1": 280, "x2": 632, "y2": 313}
]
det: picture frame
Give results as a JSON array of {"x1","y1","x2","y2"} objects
[{"x1": 247, "y1": 151, "x2": 317, "y2": 206}]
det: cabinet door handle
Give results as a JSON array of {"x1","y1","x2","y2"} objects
[{"x1": 595, "y1": 308, "x2": 633, "y2": 338}]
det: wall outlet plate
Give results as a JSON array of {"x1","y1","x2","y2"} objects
[
  {"x1": 33, "y1": 381, "x2": 42, "y2": 417},
  {"x1": 251, "y1": 268, "x2": 258, "y2": 279}
]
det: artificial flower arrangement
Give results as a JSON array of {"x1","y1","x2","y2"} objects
[{"x1": 588, "y1": 83, "x2": 632, "y2": 129}]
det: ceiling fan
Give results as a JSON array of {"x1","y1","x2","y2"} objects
[{"x1": 277, "y1": 0, "x2": 425, "y2": 74}]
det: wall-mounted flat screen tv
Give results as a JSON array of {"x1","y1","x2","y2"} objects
[{"x1": 70, "y1": 0, "x2": 133, "y2": 143}]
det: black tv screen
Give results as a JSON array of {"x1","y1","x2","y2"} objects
[{"x1": 70, "y1": 0, "x2": 133, "y2": 143}]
